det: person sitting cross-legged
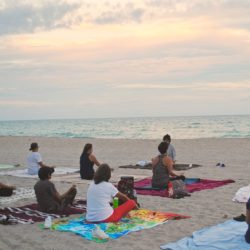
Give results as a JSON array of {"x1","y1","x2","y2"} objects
[
  {"x1": 86, "y1": 163, "x2": 137, "y2": 223},
  {"x1": 34, "y1": 167, "x2": 77, "y2": 213}
]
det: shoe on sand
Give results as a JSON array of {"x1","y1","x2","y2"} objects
[
  {"x1": 233, "y1": 214, "x2": 246, "y2": 222},
  {"x1": 92, "y1": 226, "x2": 109, "y2": 240}
]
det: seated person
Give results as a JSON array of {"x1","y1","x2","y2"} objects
[
  {"x1": 34, "y1": 167, "x2": 77, "y2": 213},
  {"x1": 151, "y1": 141, "x2": 183, "y2": 190},
  {"x1": 246, "y1": 197, "x2": 250, "y2": 243},
  {"x1": 0, "y1": 182, "x2": 16, "y2": 196},
  {"x1": 27, "y1": 142, "x2": 55, "y2": 175},
  {"x1": 80, "y1": 143, "x2": 101, "y2": 180},
  {"x1": 86, "y1": 164, "x2": 137, "y2": 223},
  {"x1": 163, "y1": 134, "x2": 176, "y2": 163}
]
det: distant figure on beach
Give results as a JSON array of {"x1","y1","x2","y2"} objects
[
  {"x1": 34, "y1": 167, "x2": 77, "y2": 213},
  {"x1": 245, "y1": 197, "x2": 250, "y2": 243},
  {"x1": 80, "y1": 143, "x2": 100, "y2": 180},
  {"x1": 27, "y1": 142, "x2": 55, "y2": 175},
  {"x1": 86, "y1": 164, "x2": 137, "y2": 223},
  {"x1": 0, "y1": 182, "x2": 16, "y2": 196},
  {"x1": 163, "y1": 134, "x2": 176, "y2": 163},
  {"x1": 151, "y1": 141, "x2": 185, "y2": 193}
]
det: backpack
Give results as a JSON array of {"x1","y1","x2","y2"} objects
[{"x1": 171, "y1": 179, "x2": 190, "y2": 198}]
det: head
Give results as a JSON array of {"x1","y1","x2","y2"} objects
[
  {"x1": 38, "y1": 167, "x2": 55, "y2": 180},
  {"x1": 93, "y1": 163, "x2": 111, "y2": 184},
  {"x1": 158, "y1": 141, "x2": 169, "y2": 154},
  {"x1": 29, "y1": 142, "x2": 39, "y2": 151},
  {"x1": 82, "y1": 143, "x2": 93, "y2": 155},
  {"x1": 163, "y1": 134, "x2": 171, "y2": 143}
]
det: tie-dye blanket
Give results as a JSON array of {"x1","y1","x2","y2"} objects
[
  {"x1": 134, "y1": 178, "x2": 235, "y2": 197},
  {"x1": 160, "y1": 220, "x2": 250, "y2": 250},
  {"x1": 0, "y1": 199, "x2": 86, "y2": 224},
  {"x1": 48, "y1": 209, "x2": 190, "y2": 243}
]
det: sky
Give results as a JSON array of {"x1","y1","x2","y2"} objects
[{"x1": 0, "y1": 0, "x2": 250, "y2": 120}]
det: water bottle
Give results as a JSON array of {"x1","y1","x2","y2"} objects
[
  {"x1": 44, "y1": 216, "x2": 52, "y2": 229},
  {"x1": 168, "y1": 182, "x2": 174, "y2": 197},
  {"x1": 113, "y1": 197, "x2": 119, "y2": 208}
]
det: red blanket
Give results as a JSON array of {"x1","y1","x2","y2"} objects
[{"x1": 134, "y1": 178, "x2": 235, "y2": 197}]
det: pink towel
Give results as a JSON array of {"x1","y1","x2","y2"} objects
[{"x1": 134, "y1": 178, "x2": 235, "y2": 197}]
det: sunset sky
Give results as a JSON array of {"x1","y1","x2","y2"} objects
[{"x1": 0, "y1": 0, "x2": 250, "y2": 120}]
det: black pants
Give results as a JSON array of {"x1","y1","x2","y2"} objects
[{"x1": 0, "y1": 188, "x2": 13, "y2": 197}]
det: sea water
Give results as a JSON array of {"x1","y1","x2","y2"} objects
[{"x1": 0, "y1": 115, "x2": 249, "y2": 139}]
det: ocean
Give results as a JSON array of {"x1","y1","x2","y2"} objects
[{"x1": 0, "y1": 115, "x2": 249, "y2": 139}]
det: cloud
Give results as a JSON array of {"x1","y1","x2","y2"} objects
[
  {"x1": 93, "y1": 4, "x2": 145, "y2": 24},
  {"x1": 0, "y1": 0, "x2": 81, "y2": 35}
]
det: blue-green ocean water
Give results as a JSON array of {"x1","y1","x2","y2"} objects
[{"x1": 0, "y1": 115, "x2": 249, "y2": 139}]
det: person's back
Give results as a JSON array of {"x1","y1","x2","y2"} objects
[
  {"x1": 167, "y1": 143, "x2": 176, "y2": 162},
  {"x1": 80, "y1": 152, "x2": 94, "y2": 179},
  {"x1": 152, "y1": 154, "x2": 170, "y2": 189},
  {"x1": 34, "y1": 179, "x2": 59, "y2": 212},
  {"x1": 163, "y1": 134, "x2": 176, "y2": 162},
  {"x1": 86, "y1": 181, "x2": 118, "y2": 222},
  {"x1": 27, "y1": 151, "x2": 42, "y2": 175}
]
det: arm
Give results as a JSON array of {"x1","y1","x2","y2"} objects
[
  {"x1": 52, "y1": 184, "x2": 76, "y2": 202},
  {"x1": 0, "y1": 182, "x2": 16, "y2": 190},
  {"x1": 172, "y1": 146, "x2": 176, "y2": 163},
  {"x1": 163, "y1": 156, "x2": 179, "y2": 177},
  {"x1": 89, "y1": 154, "x2": 101, "y2": 167},
  {"x1": 115, "y1": 191, "x2": 130, "y2": 203}
]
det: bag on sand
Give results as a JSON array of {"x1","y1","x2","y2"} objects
[
  {"x1": 117, "y1": 176, "x2": 139, "y2": 205},
  {"x1": 171, "y1": 179, "x2": 190, "y2": 199}
]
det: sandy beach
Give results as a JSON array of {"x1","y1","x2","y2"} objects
[{"x1": 0, "y1": 136, "x2": 249, "y2": 250}]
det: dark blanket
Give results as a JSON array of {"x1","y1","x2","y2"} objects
[
  {"x1": 0, "y1": 199, "x2": 86, "y2": 225},
  {"x1": 134, "y1": 178, "x2": 235, "y2": 197},
  {"x1": 119, "y1": 163, "x2": 202, "y2": 171}
]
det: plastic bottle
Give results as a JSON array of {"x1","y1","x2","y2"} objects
[
  {"x1": 44, "y1": 216, "x2": 52, "y2": 229},
  {"x1": 113, "y1": 197, "x2": 119, "y2": 208},
  {"x1": 168, "y1": 182, "x2": 174, "y2": 197}
]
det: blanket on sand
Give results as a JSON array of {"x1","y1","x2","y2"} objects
[
  {"x1": 160, "y1": 220, "x2": 250, "y2": 250},
  {"x1": 0, "y1": 164, "x2": 19, "y2": 170},
  {"x1": 134, "y1": 178, "x2": 235, "y2": 197},
  {"x1": 0, "y1": 187, "x2": 35, "y2": 205},
  {"x1": 0, "y1": 167, "x2": 79, "y2": 178},
  {"x1": 119, "y1": 163, "x2": 202, "y2": 171},
  {"x1": 0, "y1": 200, "x2": 86, "y2": 224},
  {"x1": 46, "y1": 209, "x2": 190, "y2": 243}
]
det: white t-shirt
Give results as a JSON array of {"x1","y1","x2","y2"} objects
[
  {"x1": 27, "y1": 152, "x2": 42, "y2": 175},
  {"x1": 86, "y1": 181, "x2": 118, "y2": 222}
]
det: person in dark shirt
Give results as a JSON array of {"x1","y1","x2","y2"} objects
[
  {"x1": 80, "y1": 143, "x2": 100, "y2": 180},
  {"x1": 246, "y1": 197, "x2": 250, "y2": 243},
  {"x1": 34, "y1": 167, "x2": 77, "y2": 212}
]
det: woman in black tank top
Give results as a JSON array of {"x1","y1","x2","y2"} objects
[{"x1": 80, "y1": 143, "x2": 100, "y2": 180}]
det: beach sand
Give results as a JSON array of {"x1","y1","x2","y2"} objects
[{"x1": 0, "y1": 136, "x2": 249, "y2": 250}]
